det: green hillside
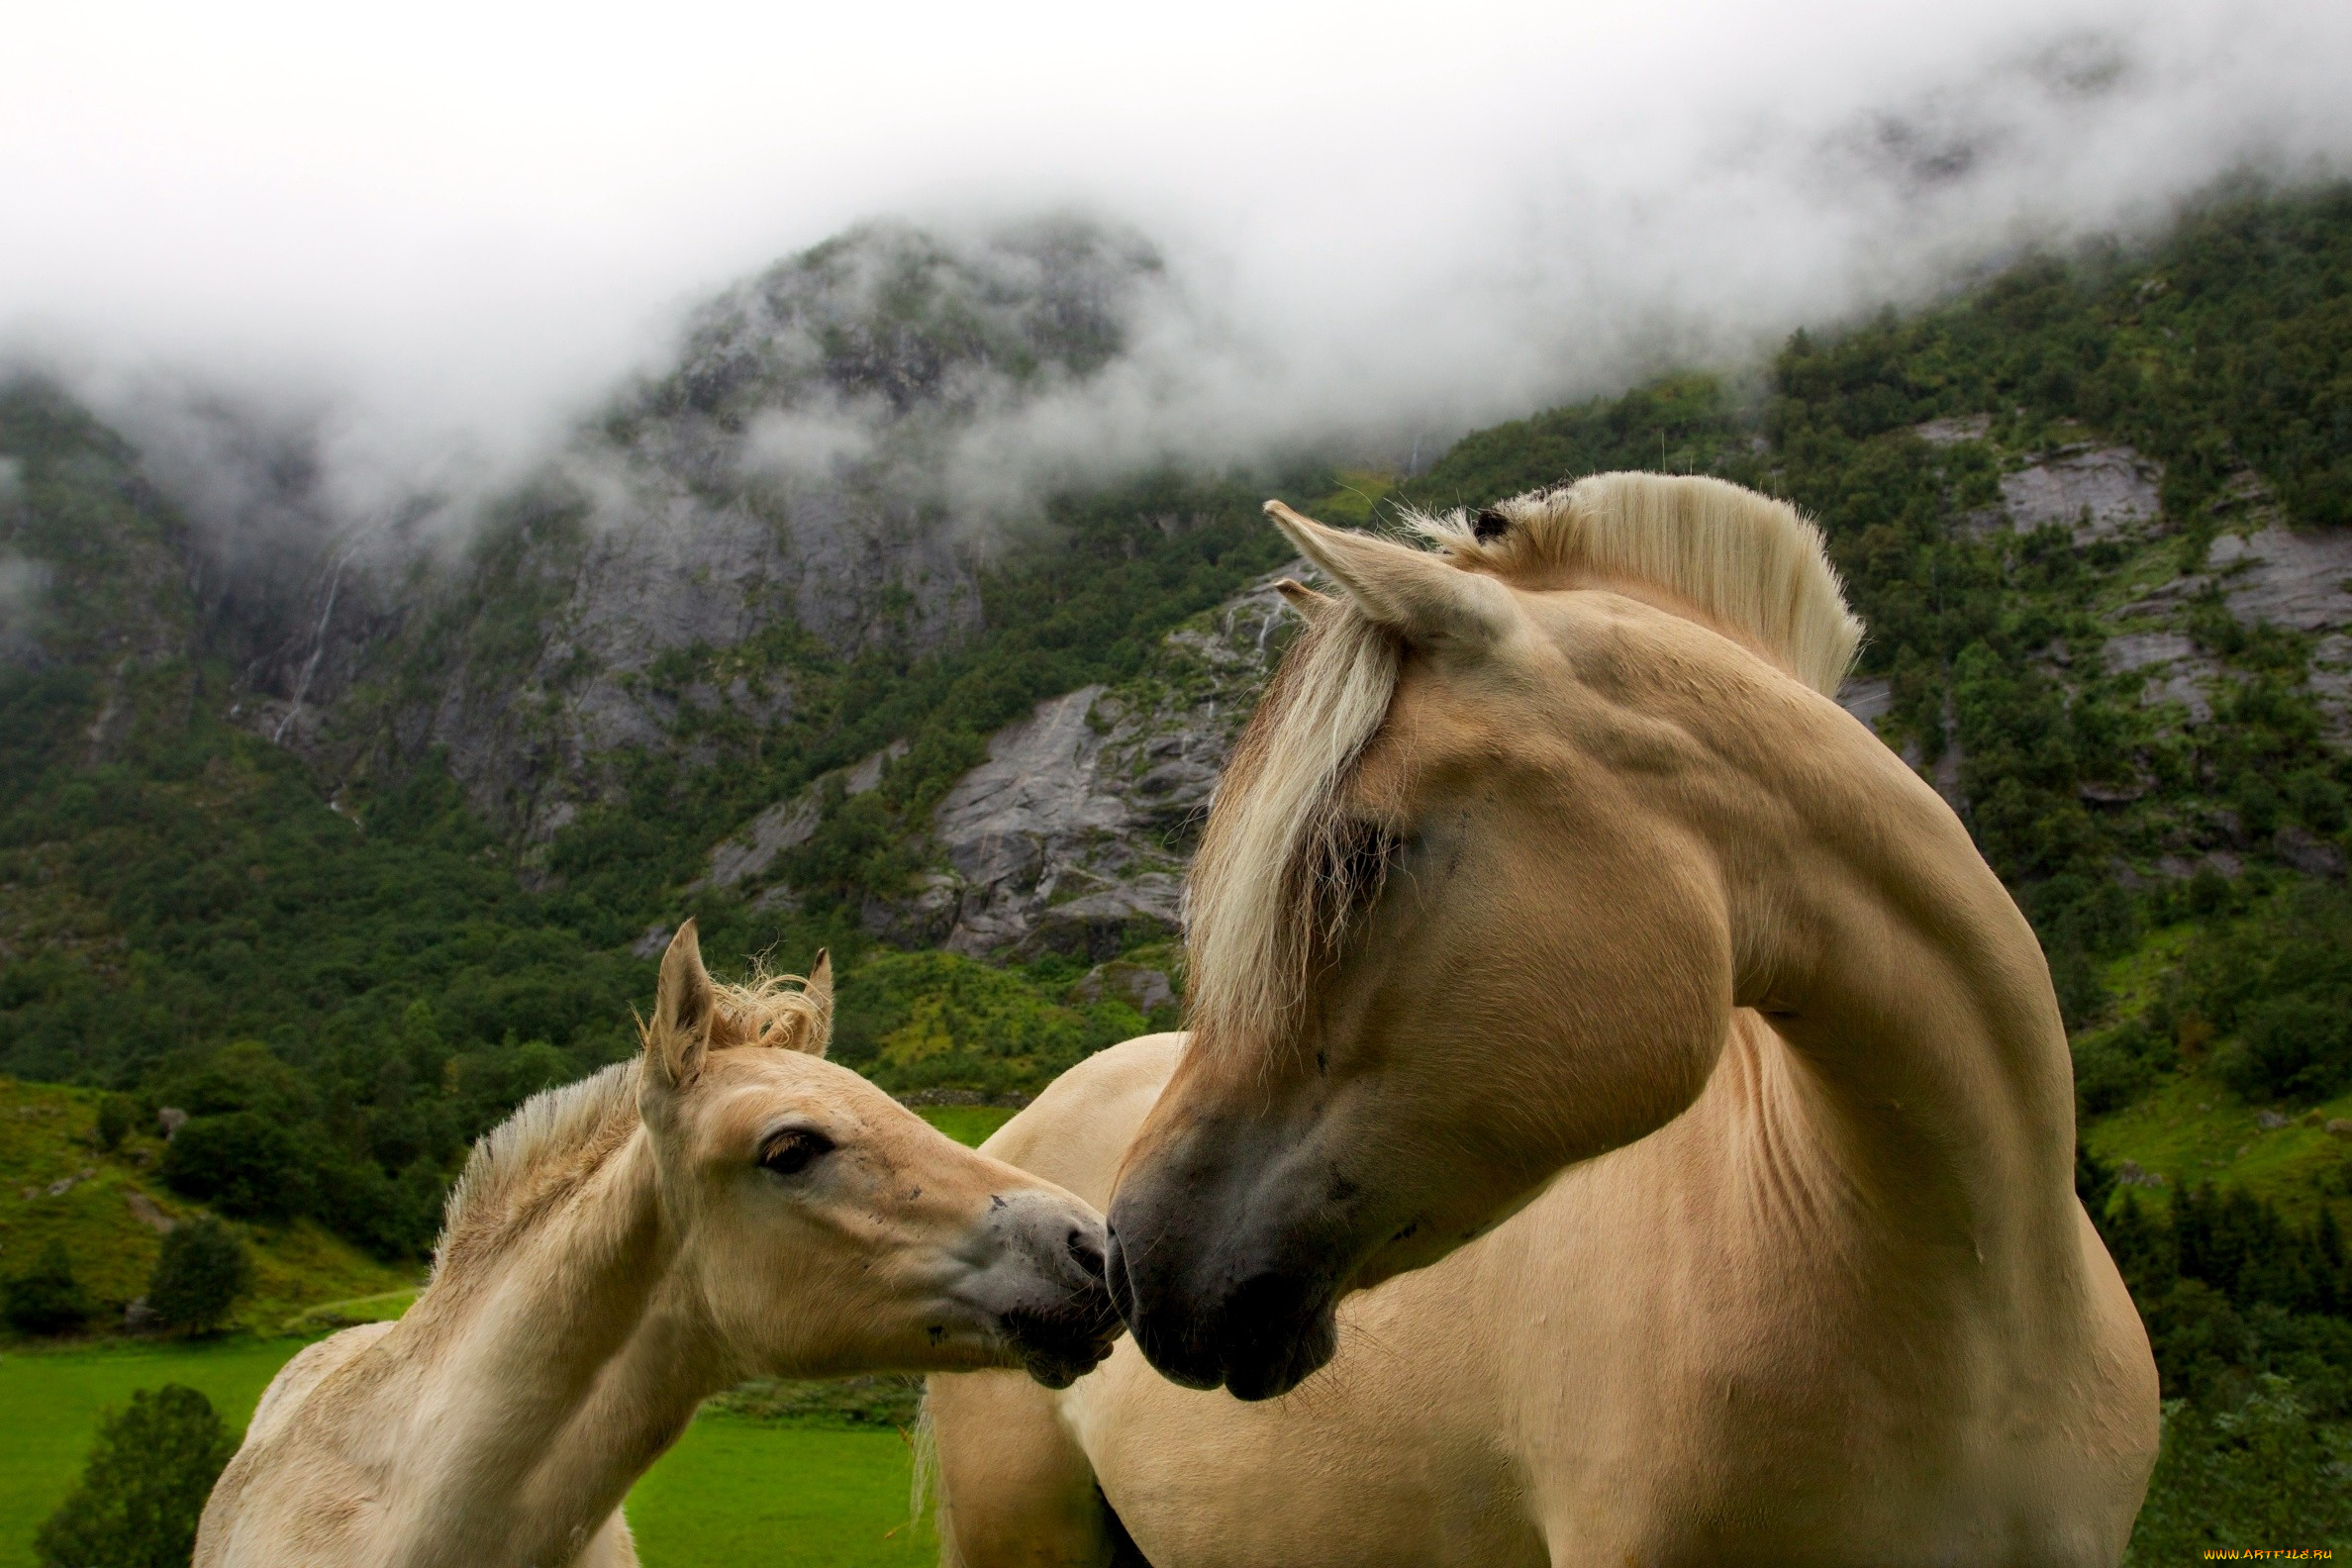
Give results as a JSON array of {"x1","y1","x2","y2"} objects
[
  {"x1": 6, "y1": 180, "x2": 2352, "y2": 1551},
  {"x1": 0, "y1": 1077, "x2": 413, "y2": 1333}
]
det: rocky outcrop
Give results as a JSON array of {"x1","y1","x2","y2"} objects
[
  {"x1": 879, "y1": 567, "x2": 1301, "y2": 957},
  {"x1": 1997, "y1": 446, "x2": 2163, "y2": 541},
  {"x1": 1946, "y1": 434, "x2": 2165, "y2": 543}
]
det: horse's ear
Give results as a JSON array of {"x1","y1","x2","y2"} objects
[
  {"x1": 1273, "y1": 577, "x2": 1336, "y2": 623},
  {"x1": 1263, "y1": 501, "x2": 1513, "y2": 652},
  {"x1": 648, "y1": 920, "x2": 715, "y2": 1086}
]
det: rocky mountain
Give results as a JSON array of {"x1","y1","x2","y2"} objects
[
  {"x1": 168, "y1": 218, "x2": 1175, "y2": 846},
  {"x1": 8, "y1": 178, "x2": 2352, "y2": 1132}
]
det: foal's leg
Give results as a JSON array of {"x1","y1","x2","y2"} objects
[{"x1": 929, "y1": 1370, "x2": 1145, "y2": 1568}]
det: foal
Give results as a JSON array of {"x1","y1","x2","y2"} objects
[{"x1": 198, "y1": 923, "x2": 1117, "y2": 1568}]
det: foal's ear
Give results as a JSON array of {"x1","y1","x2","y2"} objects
[
  {"x1": 770, "y1": 949, "x2": 833, "y2": 1058},
  {"x1": 648, "y1": 920, "x2": 716, "y2": 1086},
  {"x1": 1263, "y1": 501, "x2": 1514, "y2": 652}
]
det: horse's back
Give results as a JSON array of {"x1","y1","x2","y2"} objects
[
  {"x1": 933, "y1": 1035, "x2": 1183, "y2": 1568},
  {"x1": 200, "y1": 1316, "x2": 641, "y2": 1568},
  {"x1": 982, "y1": 1031, "x2": 1186, "y2": 1204},
  {"x1": 197, "y1": 1322, "x2": 396, "y2": 1567}
]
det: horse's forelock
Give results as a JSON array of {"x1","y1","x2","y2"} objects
[{"x1": 1185, "y1": 605, "x2": 1402, "y2": 1056}]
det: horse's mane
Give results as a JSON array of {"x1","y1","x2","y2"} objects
[
  {"x1": 1413, "y1": 472, "x2": 1862, "y2": 696},
  {"x1": 433, "y1": 970, "x2": 829, "y2": 1279},
  {"x1": 1185, "y1": 471, "x2": 1863, "y2": 1052}
]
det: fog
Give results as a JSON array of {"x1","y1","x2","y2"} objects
[{"x1": 4, "y1": 0, "x2": 2349, "y2": 538}]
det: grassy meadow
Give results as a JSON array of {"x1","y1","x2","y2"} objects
[
  {"x1": 0, "y1": 1337, "x2": 933, "y2": 1568},
  {"x1": 0, "y1": 1104, "x2": 1004, "y2": 1565}
]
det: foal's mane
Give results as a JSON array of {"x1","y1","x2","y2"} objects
[
  {"x1": 433, "y1": 969, "x2": 829, "y2": 1279},
  {"x1": 1185, "y1": 471, "x2": 1862, "y2": 1051}
]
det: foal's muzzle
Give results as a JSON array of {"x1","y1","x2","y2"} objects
[{"x1": 969, "y1": 1195, "x2": 1124, "y2": 1388}]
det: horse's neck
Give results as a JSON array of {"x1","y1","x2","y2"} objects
[
  {"x1": 387, "y1": 1129, "x2": 722, "y2": 1564},
  {"x1": 1706, "y1": 689, "x2": 2080, "y2": 1266}
]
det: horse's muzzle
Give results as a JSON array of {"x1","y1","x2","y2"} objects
[{"x1": 1103, "y1": 1212, "x2": 1342, "y2": 1401}]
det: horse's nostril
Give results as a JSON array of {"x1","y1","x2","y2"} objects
[{"x1": 1067, "y1": 1227, "x2": 1106, "y2": 1280}]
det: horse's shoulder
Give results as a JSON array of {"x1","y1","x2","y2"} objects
[{"x1": 981, "y1": 1032, "x2": 1185, "y2": 1207}]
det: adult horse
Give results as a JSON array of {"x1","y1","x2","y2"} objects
[
  {"x1": 928, "y1": 473, "x2": 2158, "y2": 1567},
  {"x1": 198, "y1": 923, "x2": 1118, "y2": 1568}
]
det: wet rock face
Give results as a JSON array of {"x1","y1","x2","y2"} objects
[
  {"x1": 1835, "y1": 676, "x2": 1892, "y2": 726},
  {"x1": 887, "y1": 567, "x2": 1301, "y2": 957},
  {"x1": 1948, "y1": 437, "x2": 2165, "y2": 543},
  {"x1": 1997, "y1": 446, "x2": 2163, "y2": 541},
  {"x1": 2206, "y1": 527, "x2": 2352, "y2": 635}
]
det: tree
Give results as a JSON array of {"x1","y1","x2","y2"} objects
[
  {"x1": 34, "y1": 1384, "x2": 235, "y2": 1568},
  {"x1": 146, "y1": 1219, "x2": 252, "y2": 1334},
  {"x1": 159, "y1": 1111, "x2": 312, "y2": 1220},
  {"x1": 4, "y1": 1241, "x2": 91, "y2": 1335},
  {"x1": 96, "y1": 1092, "x2": 138, "y2": 1151}
]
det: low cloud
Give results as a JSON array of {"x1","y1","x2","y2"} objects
[{"x1": 2, "y1": 0, "x2": 2346, "y2": 554}]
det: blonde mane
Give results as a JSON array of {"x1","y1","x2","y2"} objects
[
  {"x1": 1185, "y1": 471, "x2": 1863, "y2": 1052},
  {"x1": 434, "y1": 968, "x2": 832, "y2": 1278}
]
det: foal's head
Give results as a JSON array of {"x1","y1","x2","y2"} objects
[
  {"x1": 637, "y1": 923, "x2": 1118, "y2": 1387},
  {"x1": 1105, "y1": 475, "x2": 1863, "y2": 1399}
]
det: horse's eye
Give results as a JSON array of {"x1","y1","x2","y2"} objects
[{"x1": 760, "y1": 1129, "x2": 833, "y2": 1177}]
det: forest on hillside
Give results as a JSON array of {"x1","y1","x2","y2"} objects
[{"x1": 6, "y1": 181, "x2": 2352, "y2": 1550}]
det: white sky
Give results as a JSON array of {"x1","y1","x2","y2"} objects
[{"x1": 4, "y1": 0, "x2": 2349, "y2": 498}]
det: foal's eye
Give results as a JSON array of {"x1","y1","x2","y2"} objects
[{"x1": 759, "y1": 1129, "x2": 833, "y2": 1177}]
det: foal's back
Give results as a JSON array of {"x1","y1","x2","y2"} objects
[{"x1": 931, "y1": 1022, "x2": 2153, "y2": 1568}]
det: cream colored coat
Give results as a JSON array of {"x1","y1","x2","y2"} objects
[
  {"x1": 929, "y1": 477, "x2": 2157, "y2": 1568},
  {"x1": 199, "y1": 927, "x2": 1117, "y2": 1568}
]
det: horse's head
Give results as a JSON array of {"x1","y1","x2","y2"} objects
[
  {"x1": 1105, "y1": 478, "x2": 1862, "y2": 1399},
  {"x1": 637, "y1": 923, "x2": 1119, "y2": 1388}
]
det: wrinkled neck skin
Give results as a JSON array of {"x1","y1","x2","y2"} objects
[
  {"x1": 1112, "y1": 586, "x2": 2083, "y2": 1397},
  {"x1": 384, "y1": 1129, "x2": 727, "y2": 1568}
]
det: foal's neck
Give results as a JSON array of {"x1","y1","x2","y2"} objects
[{"x1": 391, "y1": 1128, "x2": 724, "y2": 1565}]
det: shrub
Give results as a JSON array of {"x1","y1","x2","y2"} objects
[
  {"x1": 96, "y1": 1092, "x2": 138, "y2": 1150},
  {"x1": 4, "y1": 1240, "x2": 91, "y2": 1336},
  {"x1": 2072, "y1": 1027, "x2": 2161, "y2": 1117},
  {"x1": 2219, "y1": 993, "x2": 2352, "y2": 1103},
  {"x1": 33, "y1": 1384, "x2": 236, "y2": 1568},
  {"x1": 146, "y1": 1219, "x2": 252, "y2": 1334},
  {"x1": 2124, "y1": 1380, "x2": 2352, "y2": 1563},
  {"x1": 159, "y1": 1111, "x2": 312, "y2": 1220}
]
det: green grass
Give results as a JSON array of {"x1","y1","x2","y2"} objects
[
  {"x1": 0, "y1": 1333, "x2": 935, "y2": 1566},
  {"x1": 280, "y1": 1287, "x2": 420, "y2": 1333},
  {"x1": 2083, "y1": 1071, "x2": 2352, "y2": 1222},
  {"x1": 626, "y1": 1416, "x2": 931, "y2": 1568},
  {"x1": 913, "y1": 1105, "x2": 1018, "y2": 1146}
]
